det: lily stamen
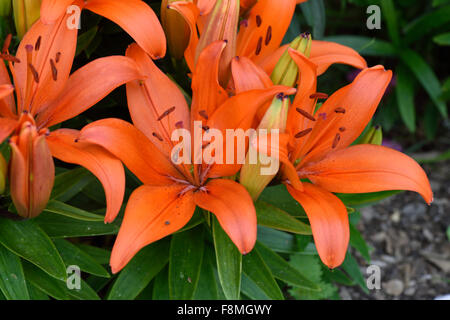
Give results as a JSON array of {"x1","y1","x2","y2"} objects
[
  {"x1": 334, "y1": 107, "x2": 346, "y2": 114},
  {"x1": 50, "y1": 59, "x2": 58, "y2": 81},
  {"x1": 295, "y1": 128, "x2": 313, "y2": 138},
  {"x1": 296, "y1": 108, "x2": 316, "y2": 121},
  {"x1": 255, "y1": 37, "x2": 263, "y2": 56},
  {"x1": 332, "y1": 133, "x2": 341, "y2": 148},
  {"x1": 265, "y1": 26, "x2": 272, "y2": 45},
  {"x1": 310, "y1": 92, "x2": 328, "y2": 100},
  {"x1": 152, "y1": 132, "x2": 164, "y2": 141},
  {"x1": 157, "y1": 106, "x2": 176, "y2": 121}
]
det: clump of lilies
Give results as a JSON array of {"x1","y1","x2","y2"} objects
[{"x1": 0, "y1": 0, "x2": 432, "y2": 274}]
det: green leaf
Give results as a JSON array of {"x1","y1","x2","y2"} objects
[
  {"x1": 107, "y1": 239, "x2": 170, "y2": 300},
  {"x1": 341, "y1": 252, "x2": 369, "y2": 294},
  {"x1": 255, "y1": 201, "x2": 311, "y2": 235},
  {"x1": 396, "y1": 65, "x2": 416, "y2": 132},
  {"x1": 446, "y1": 225, "x2": 450, "y2": 241},
  {"x1": 404, "y1": 5, "x2": 450, "y2": 44},
  {"x1": 380, "y1": 0, "x2": 400, "y2": 45},
  {"x1": 44, "y1": 200, "x2": 105, "y2": 222},
  {"x1": 212, "y1": 217, "x2": 242, "y2": 300},
  {"x1": 23, "y1": 261, "x2": 100, "y2": 300},
  {"x1": 76, "y1": 26, "x2": 98, "y2": 56},
  {"x1": 324, "y1": 35, "x2": 396, "y2": 57},
  {"x1": 255, "y1": 242, "x2": 320, "y2": 291},
  {"x1": 349, "y1": 224, "x2": 371, "y2": 262},
  {"x1": 300, "y1": 0, "x2": 326, "y2": 39},
  {"x1": 433, "y1": 32, "x2": 450, "y2": 45},
  {"x1": 241, "y1": 273, "x2": 270, "y2": 300},
  {"x1": 242, "y1": 250, "x2": 284, "y2": 300},
  {"x1": 0, "y1": 217, "x2": 66, "y2": 281},
  {"x1": 259, "y1": 185, "x2": 306, "y2": 217},
  {"x1": 53, "y1": 239, "x2": 110, "y2": 278},
  {"x1": 26, "y1": 282, "x2": 49, "y2": 300},
  {"x1": 194, "y1": 247, "x2": 220, "y2": 300},
  {"x1": 336, "y1": 190, "x2": 401, "y2": 207},
  {"x1": 400, "y1": 49, "x2": 447, "y2": 118},
  {"x1": 169, "y1": 227, "x2": 204, "y2": 300},
  {"x1": 34, "y1": 212, "x2": 119, "y2": 238},
  {"x1": 75, "y1": 244, "x2": 110, "y2": 265},
  {"x1": 152, "y1": 268, "x2": 170, "y2": 300},
  {"x1": 0, "y1": 244, "x2": 29, "y2": 299},
  {"x1": 424, "y1": 103, "x2": 440, "y2": 140},
  {"x1": 257, "y1": 226, "x2": 300, "y2": 254},
  {"x1": 51, "y1": 168, "x2": 95, "y2": 201}
]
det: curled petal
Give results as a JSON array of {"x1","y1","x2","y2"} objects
[
  {"x1": 85, "y1": 0, "x2": 166, "y2": 59},
  {"x1": 47, "y1": 129, "x2": 125, "y2": 223},
  {"x1": 195, "y1": 179, "x2": 256, "y2": 254},
  {"x1": 302, "y1": 144, "x2": 433, "y2": 204},
  {"x1": 231, "y1": 56, "x2": 273, "y2": 93},
  {"x1": 287, "y1": 183, "x2": 349, "y2": 269},
  {"x1": 309, "y1": 40, "x2": 367, "y2": 76},
  {"x1": 110, "y1": 185, "x2": 196, "y2": 273}
]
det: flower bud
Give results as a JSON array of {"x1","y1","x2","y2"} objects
[
  {"x1": 240, "y1": 94, "x2": 289, "y2": 200},
  {"x1": 271, "y1": 32, "x2": 312, "y2": 87},
  {"x1": 0, "y1": 153, "x2": 7, "y2": 194},
  {"x1": 359, "y1": 125, "x2": 383, "y2": 145},
  {"x1": 0, "y1": 0, "x2": 11, "y2": 17},
  {"x1": 161, "y1": 0, "x2": 191, "y2": 60},
  {"x1": 13, "y1": 0, "x2": 41, "y2": 39},
  {"x1": 9, "y1": 121, "x2": 54, "y2": 218},
  {"x1": 195, "y1": 0, "x2": 239, "y2": 86}
]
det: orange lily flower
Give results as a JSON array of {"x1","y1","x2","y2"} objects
[
  {"x1": 40, "y1": 0, "x2": 166, "y2": 59},
  {"x1": 0, "y1": 12, "x2": 143, "y2": 218},
  {"x1": 78, "y1": 41, "x2": 296, "y2": 273},
  {"x1": 170, "y1": 0, "x2": 366, "y2": 79},
  {"x1": 275, "y1": 49, "x2": 433, "y2": 269}
]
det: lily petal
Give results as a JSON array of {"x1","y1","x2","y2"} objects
[
  {"x1": 0, "y1": 118, "x2": 18, "y2": 144},
  {"x1": 302, "y1": 144, "x2": 433, "y2": 204},
  {"x1": 310, "y1": 40, "x2": 367, "y2": 76},
  {"x1": 169, "y1": 1, "x2": 200, "y2": 71},
  {"x1": 0, "y1": 62, "x2": 15, "y2": 114},
  {"x1": 15, "y1": 12, "x2": 78, "y2": 114},
  {"x1": 40, "y1": 0, "x2": 75, "y2": 24},
  {"x1": 195, "y1": 0, "x2": 215, "y2": 15},
  {"x1": 298, "y1": 65, "x2": 392, "y2": 164},
  {"x1": 110, "y1": 185, "x2": 196, "y2": 273},
  {"x1": 79, "y1": 118, "x2": 183, "y2": 185},
  {"x1": 85, "y1": 0, "x2": 166, "y2": 59},
  {"x1": 237, "y1": 0, "x2": 296, "y2": 63},
  {"x1": 231, "y1": 55, "x2": 273, "y2": 93},
  {"x1": 194, "y1": 179, "x2": 257, "y2": 254},
  {"x1": 47, "y1": 129, "x2": 125, "y2": 223},
  {"x1": 191, "y1": 41, "x2": 228, "y2": 124},
  {"x1": 126, "y1": 43, "x2": 190, "y2": 158},
  {"x1": 37, "y1": 56, "x2": 142, "y2": 128},
  {"x1": 287, "y1": 183, "x2": 349, "y2": 269}
]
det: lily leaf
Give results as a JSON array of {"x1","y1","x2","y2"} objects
[
  {"x1": 107, "y1": 239, "x2": 170, "y2": 300},
  {"x1": 212, "y1": 217, "x2": 242, "y2": 300},
  {"x1": 0, "y1": 217, "x2": 66, "y2": 281},
  {"x1": 255, "y1": 201, "x2": 311, "y2": 235},
  {"x1": 44, "y1": 200, "x2": 105, "y2": 222},
  {"x1": 0, "y1": 243, "x2": 29, "y2": 300},
  {"x1": 169, "y1": 227, "x2": 204, "y2": 300}
]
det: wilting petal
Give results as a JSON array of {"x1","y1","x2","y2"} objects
[
  {"x1": 231, "y1": 56, "x2": 272, "y2": 93},
  {"x1": 191, "y1": 41, "x2": 228, "y2": 124},
  {"x1": 37, "y1": 56, "x2": 142, "y2": 128},
  {"x1": 0, "y1": 118, "x2": 18, "y2": 144},
  {"x1": 237, "y1": 0, "x2": 296, "y2": 63},
  {"x1": 47, "y1": 129, "x2": 125, "y2": 223},
  {"x1": 169, "y1": 1, "x2": 200, "y2": 71},
  {"x1": 309, "y1": 40, "x2": 367, "y2": 76},
  {"x1": 302, "y1": 144, "x2": 433, "y2": 204},
  {"x1": 287, "y1": 183, "x2": 349, "y2": 269},
  {"x1": 110, "y1": 184, "x2": 196, "y2": 273},
  {"x1": 15, "y1": 11, "x2": 78, "y2": 114},
  {"x1": 298, "y1": 65, "x2": 392, "y2": 164},
  {"x1": 126, "y1": 43, "x2": 190, "y2": 158},
  {"x1": 85, "y1": 0, "x2": 166, "y2": 59},
  {"x1": 40, "y1": 0, "x2": 76, "y2": 23},
  {"x1": 195, "y1": 179, "x2": 256, "y2": 254},
  {"x1": 79, "y1": 118, "x2": 184, "y2": 185}
]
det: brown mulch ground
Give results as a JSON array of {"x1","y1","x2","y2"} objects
[{"x1": 339, "y1": 159, "x2": 450, "y2": 300}]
